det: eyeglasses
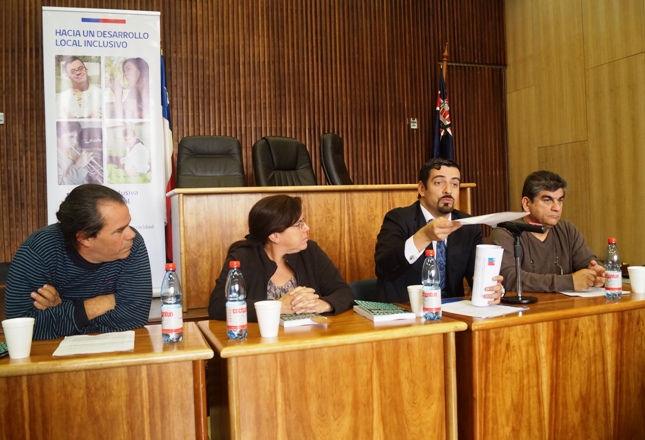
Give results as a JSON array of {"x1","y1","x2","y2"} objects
[
  {"x1": 292, "y1": 217, "x2": 307, "y2": 230},
  {"x1": 68, "y1": 66, "x2": 87, "y2": 75}
]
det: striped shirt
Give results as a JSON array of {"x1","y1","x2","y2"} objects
[{"x1": 6, "y1": 224, "x2": 152, "y2": 340}]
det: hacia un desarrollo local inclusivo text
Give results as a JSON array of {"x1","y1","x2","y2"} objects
[{"x1": 54, "y1": 29, "x2": 150, "y2": 48}]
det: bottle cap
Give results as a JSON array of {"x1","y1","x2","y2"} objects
[
  {"x1": 229, "y1": 260, "x2": 241, "y2": 268},
  {"x1": 608, "y1": 238, "x2": 617, "y2": 244},
  {"x1": 425, "y1": 249, "x2": 434, "y2": 257},
  {"x1": 165, "y1": 262, "x2": 176, "y2": 271}
]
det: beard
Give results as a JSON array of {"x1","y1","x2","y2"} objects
[{"x1": 436, "y1": 197, "x2": 455, "y2": 214}]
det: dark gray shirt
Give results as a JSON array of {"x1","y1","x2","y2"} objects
[{"x1": 490, "y1": 219, "x2": 597, "y2": 292}]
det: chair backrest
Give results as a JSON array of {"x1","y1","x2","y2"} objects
[
  {"x1": 176, "y1": 136, "x2": 246, "y2": 188},
  {"x1": 252, "y1": 136, "x2": 317, "y2": 186},
  {"x1": 320, "y1": 133, "x2": 353, "y2": 185},
  {"x1": 349, "y1": 278, "x2": 378, "y2": 301}
]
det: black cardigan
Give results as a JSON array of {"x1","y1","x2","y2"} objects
[{"x1": 208, "y1": 239, "x2": 354, "y2": 321}]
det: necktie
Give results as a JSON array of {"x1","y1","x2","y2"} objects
[{"x1": 435, "y1": 239, "x2": 447, "y2": 290}]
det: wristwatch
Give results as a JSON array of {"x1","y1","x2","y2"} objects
[{"x1": 500, "y1": 285, "x2": 506, "y2": 297}]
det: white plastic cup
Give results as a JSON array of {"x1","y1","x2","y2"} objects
[
  {"x1": 2, "y1": 317, "x2": 35, "y2": 359},
  {"x1": 406, "y1": 284, "x2": 424, "y2": 317},
  {"x1": 627, "y1": 266, "x2": 645, "y2": 294},
  {"x1": 254, "y1": 300, "x2": 282, "y2": 337}
]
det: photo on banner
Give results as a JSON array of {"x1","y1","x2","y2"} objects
[{"x1": 42, "y1": 6, "x2": 166, "y2": 293}]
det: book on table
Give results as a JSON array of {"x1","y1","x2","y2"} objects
[
  {"x1": 280, "y1": 313, "x2": 328, "y2": 327},
  {"x1": 353, "y1": 300, "x2": 416, "y2": 322}
]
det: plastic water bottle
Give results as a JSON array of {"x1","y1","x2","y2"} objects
[
  {"x1": 604, "y1": 238, "x2": 622, "y2": 299},
  {"x1": 161, "y1": 263, "x2": 183, "y2": 343},
  {"x1": 422, "y1": 249, "x2": 442, "y2": 320},
  {"x1": 225, "y1": 260, "x2": 248, "y2": 339}
]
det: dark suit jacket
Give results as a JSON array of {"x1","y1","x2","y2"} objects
[{"x1": 374, "y1": 201, "x2": 482, "y2": 302}]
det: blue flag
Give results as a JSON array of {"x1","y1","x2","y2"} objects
[{"x1": 433, "y1": 69, "x2": 454, "y2": 160}]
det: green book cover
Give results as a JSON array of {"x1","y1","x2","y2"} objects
[
  {"x1": 353, "y1": 300, "x2": 415, "y2": 322},
  {"x1": 280, "y1": 313, "x2": 327, "y2": 327}
]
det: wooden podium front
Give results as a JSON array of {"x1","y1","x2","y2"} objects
[
  {"x1": 446, "y1": 293, "x2": 645, "y2": 440},
  {"x1": 199, "y1": 311, "x2": 467, "y2": 439},
  {"x1": 168, "y1": 184, "x2": 474, "y2": 311},
  {"x1": 0, "y1": 323, "x2": 214, "y2": 440}
]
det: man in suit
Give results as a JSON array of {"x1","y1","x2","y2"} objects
[{"x1": 374, "y1": 158, "x2": 503, "y2": 302}]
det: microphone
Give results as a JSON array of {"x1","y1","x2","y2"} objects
[
  {"x1": 496, "y1": 221, "x2": 546, "y2": 234},
  {"x1": 495, "y1": 221, "x2": 545, "y2": 305}
]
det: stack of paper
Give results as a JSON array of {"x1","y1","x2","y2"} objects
[{"x1": 441, "y1": 300, "x2": 527, "y2": 318}]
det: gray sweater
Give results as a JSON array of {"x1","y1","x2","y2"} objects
[{"x1": 489, "y1": 220, "x2": 597, "y2": 292}]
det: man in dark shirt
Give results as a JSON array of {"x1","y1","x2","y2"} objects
[
  {"x1": 490, "y1": 170, "x2": 605, "y2": 292},
  {"x1": 5, "y1": 184, "x2": 152, "y2": 339}
]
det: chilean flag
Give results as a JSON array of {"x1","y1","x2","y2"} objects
[
  {"x1": 161, "y1": 54, "x2": 176, "y2": 262},
  {"x1": 432, "y1": 69, "x2": 454, "y2": 160}
]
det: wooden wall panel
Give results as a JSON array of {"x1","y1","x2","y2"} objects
[
  {"x1": 506, "y1": 0, "x2": 645, "y2": 263},
  {"x1": 581, "y1": 0, "x2": 645, "y2": 69},
  {"x1": 533, "y1": 0, "x2": 587, "y2": 147},
  {"x1": 0, "y1": 0, "x2": 507, "y2": 263},
  {"x1": 504, "y1": 0, "x2": 534, "y2": 93},
  {"x1": 586, "y1": 54, "x2": 645, "y2": 264},
  {"x1": 506, "y1": 87, "x2": 538, "y2": 209}
]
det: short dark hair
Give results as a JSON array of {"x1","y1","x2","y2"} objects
[
  {"x1": 56, "y1": 184, "x2": 126, "y2": 250},
  {"x1": 56, "y1": 121, "x2": 82, "y2": 138},
  {"x1": 63, "y1": 56, "x2": 84, "y2": 73},
  {"x1": 521, "y1": 170, "x2": 567, "y2": 201},
  {"x1": 417, "y1": 158, "x2": 461, "y2": 198},
  {"x1": 247, "y1": 195, "x2": 302, "y2": 244}
]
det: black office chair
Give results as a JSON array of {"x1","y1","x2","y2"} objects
[
  {"x1": 176, "y1": 136, "x2": 246, "y2": 187},
  {"x1": 252, "y1": 136, "x2": 317, "y2": 186},
  {"x1": 349, "y1": 278, "x2": 379, "y2": 301},
  {"x1": 320, "y1": 133, "x2": 353, "y2": 185}
]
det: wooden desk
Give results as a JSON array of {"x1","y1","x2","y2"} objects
[
  {"x1": 198, "y1": 311, "x2": 468, "y2": 440},
  {"x1": 168, "y1": 183, "x2": 475, "y2": 310},
  {"x1": 446, "y1": 293, "x2": 645, "y2": 440},
  {"x1": 0, "y1": 323, "x2": 214, "y2": 440}
]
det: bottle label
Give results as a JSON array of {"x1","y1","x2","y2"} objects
[
  {"x1": 605, "y1": 271, "x2": 622, "y2": 292},
  {"x1": 161, "y1": 303, "x2": 183, "y2": 334},
  {"x1": 422, "y1": 286, "x2": 441, "y2": 313},
  {"x1": 226, "y1": 303, "x2": 248, "y2": 330}
]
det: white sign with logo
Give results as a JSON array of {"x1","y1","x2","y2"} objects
[{"x1": 42, "y1": 6, "x2": 165, "y2": 293}]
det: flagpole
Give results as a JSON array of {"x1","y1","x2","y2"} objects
[{"x1": 441, "y1": 42, "x2": 449, "y2": 82}]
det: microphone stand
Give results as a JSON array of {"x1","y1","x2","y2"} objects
[{"x1": 497, "y1": 221, "x2": 546, "y2": 305}]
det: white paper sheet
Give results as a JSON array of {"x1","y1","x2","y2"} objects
[
  {"x1": 455, "y1": 211, "x2": 527, "y2": 226},
  {"x1": 558, "y1": 287, "x2": 629, "y2": 298},
  {"x1": 442, "y1": 300, "x2": 528, "y2": 318},
  {"x1": 52, "y1": 331, "x2": 135, "y2": 356}
]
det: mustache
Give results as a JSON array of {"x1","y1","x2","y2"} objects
[{"x1": 438, "y1": 196, "x2": 454, "y2": 203}]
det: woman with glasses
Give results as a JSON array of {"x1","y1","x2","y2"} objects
[{"x1": 209, "y1": 195, "x2": 354, "y2": 322}]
